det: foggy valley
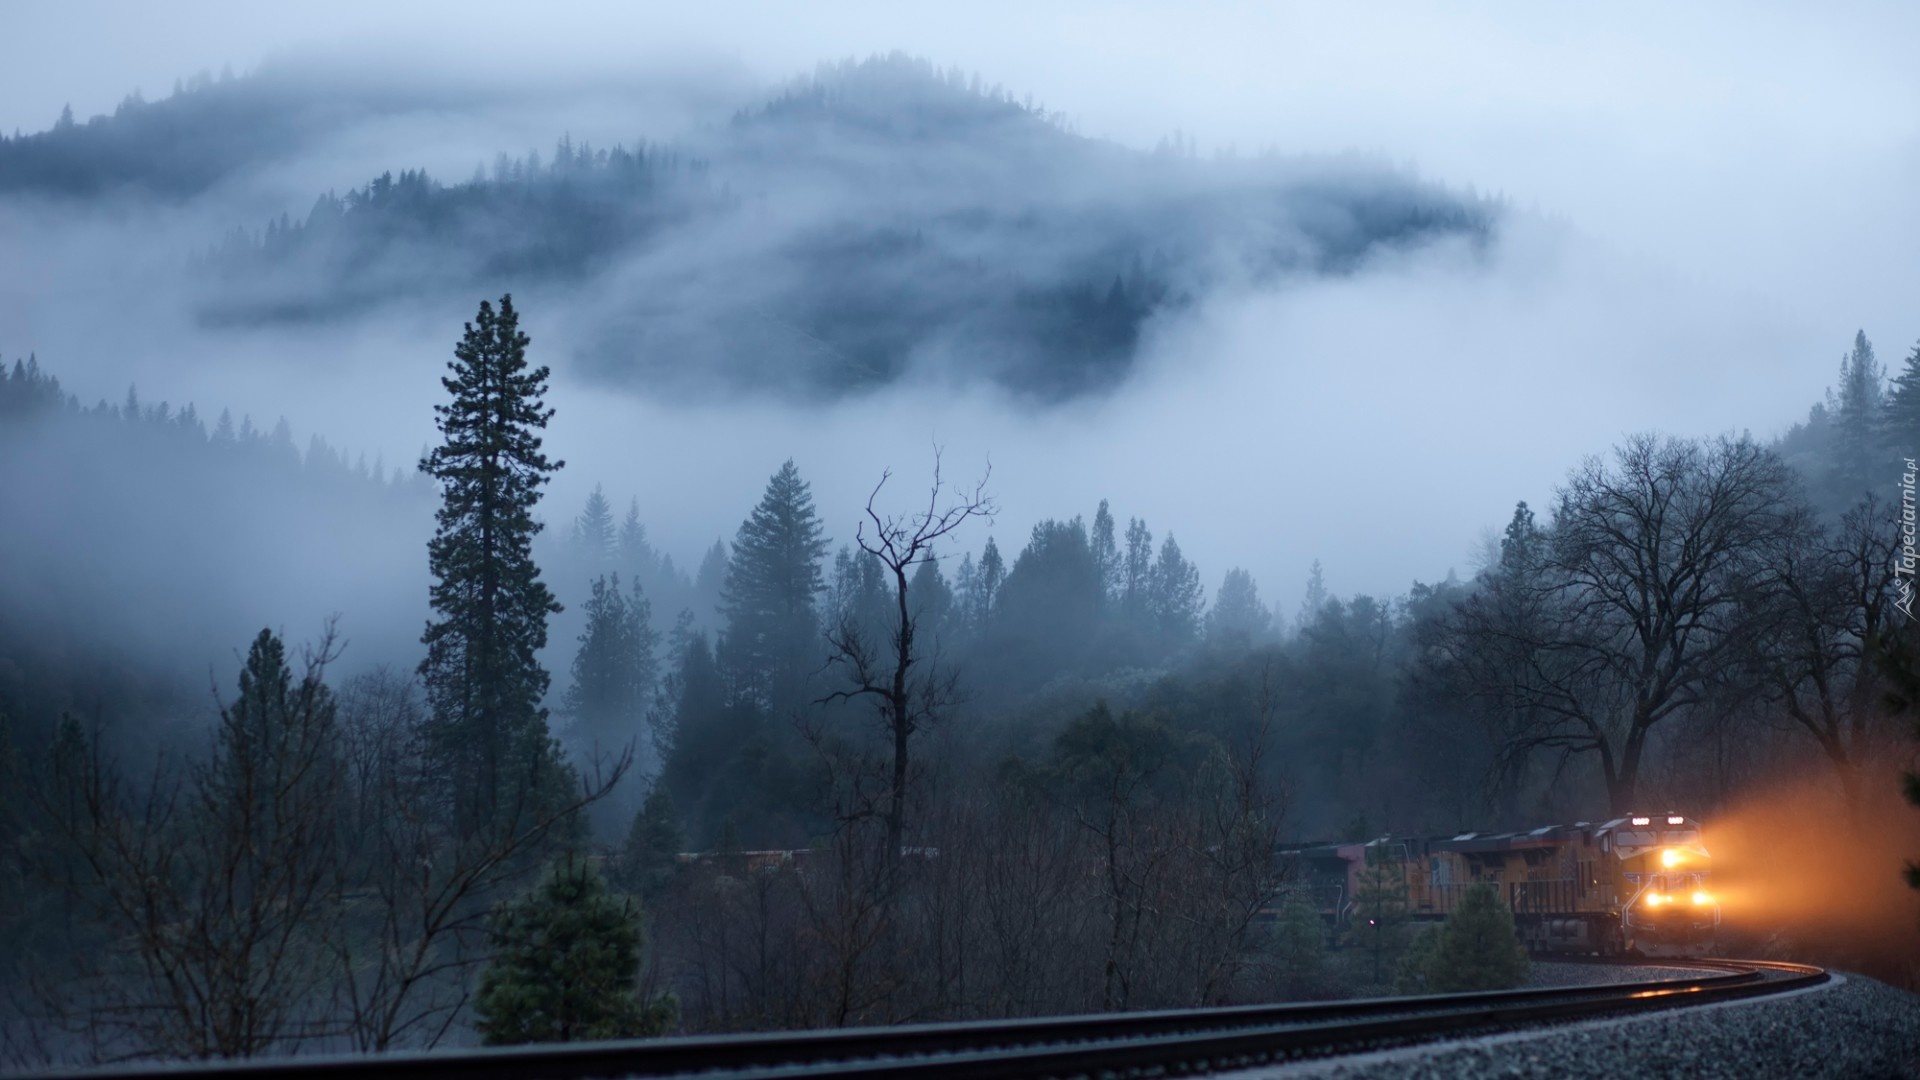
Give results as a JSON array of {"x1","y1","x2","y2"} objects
[{"x1": 1, "y1": 4, "x2": 1918, "y2": 1076}]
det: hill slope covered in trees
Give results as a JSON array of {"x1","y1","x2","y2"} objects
[{"x1": 32, "y1": 54, "x2": 1498, "y2": 401}]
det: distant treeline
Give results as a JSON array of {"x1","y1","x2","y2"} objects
[{"x1": 0, "y1": 356, "x2": 428, "y2": 759}]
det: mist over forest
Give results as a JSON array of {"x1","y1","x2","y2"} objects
[{"x1": 2, "y1": 6, "x2": 1918, "y2": 1068}]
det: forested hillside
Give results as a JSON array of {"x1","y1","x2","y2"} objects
[
  {"x1": 0, "y1": 357, "x2": 430, "y2": 762},
  {"x1": 4, "y1": 317, "x2": 1916, "y2": 1063},
  {"x1": 0, "y1": 66, "x2": 502, "y2": 200},
  {"x1": 61, "y1": 55, "x2": 1499, "y2": 399}
]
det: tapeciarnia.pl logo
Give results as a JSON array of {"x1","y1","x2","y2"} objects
[{"x1": 1899, "y1": 457, "x2": 1917, "y2": 620}]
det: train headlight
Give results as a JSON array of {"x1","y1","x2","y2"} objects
[
  {"x1": 1644, "y1": 893, "x2": 1666, "y2": 907},
  {"x1": 1692, "y1": 891, "x2": 1713, "y2": 906},
  {"x1": 1661, "y1": 848, "x2": 1683, "y2": 867}
]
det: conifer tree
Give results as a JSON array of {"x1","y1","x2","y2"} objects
[
  {"x1": 1882, "y1": 339, "x2": 1920, "y2": 460},
  {"x1": 693, "y1": 538, "x2": 729, "y2": 620},
  {"x1": 654, "y1": 628, "x2": 740, "y2": 843},
  {"x1": 908, "y1": 556, "x2": 954, "y2": 641},
  {"x1": 1147, "y1": 533, "x2": 1204, "y2": 646},
  {"x1": 618, "y1": 786, "x2": 686, "y2": 900},
  {"x1": 952, "y1": 552, "x2": 980, "y2": 631},
  {"x1": 0, "y1": 711, "x2": 20, "y2": 944},
  {"x1": 1207, "y1": 568, "x2": 1270, "y2": 648},
  {"x1": 570, "y1": 484, "x2": 615, "y2": 566},
  {"x1": 830, "y1": 544, "x2": 891, "y2": 638},
  {"x1": 1343, "y1": 843, "x2": 1410, "y2": 985},
  {"x1": 1395, "y1": 926, "x2": 1441, "y2": 993},
  {"x1": 973, "y1": 536, "x2": 1005, "y2": 624},
  {"x1": 618, "y1": 498, "x2": 658, "y2": 580},
  {"x1": 1091, "y1": 499, "x2": 1120, "y2": 603},
  {"x1": 474, "y1": 858, "x2": 674, "y2": 1044},
  {"x1": 1827, "y1": 330, "x2": 1885, "y2": 497},
  {"x1": 215, "y1": 629, "x2": 344, "y2": 846},
  {"x1": 718, "y1": 460, "x2": 829, "y2": 712},
  {"x1": 1296, "y1": 560, "x2": 1329, "y2": 634},
  {"x1": 645, "y1": 610, "x2": 697, "y2": 768},
  {"x1": 562, "y1": 573, "x2": 659, "y2": 757},
  {"x1": 418, "y1": 294, "x2": 571, "y2": 836},
  {"x1": 1271, "y1": 888, "x2": 1328, "y2": 999},
  {"x1": 1122, "y1": 518, "x2": 1153, "y2": 623},
  {"x1": 1420, "y1": 883, "x2": 1529, "y2": 991},
  {"x1": 1499, "y1": 501, "x2": 1538, "y2": 574}
]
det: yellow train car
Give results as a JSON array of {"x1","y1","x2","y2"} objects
[{"x1": 1280, "y1": 812, "x2": 1719, "y2": 958}]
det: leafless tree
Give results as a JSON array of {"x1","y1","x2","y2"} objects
[
  {"x1": 330, "y1": 668, "x2": 630, "y2": 1051},
  {"x1": 22, "y1": 629, "x2": 349, "y2": 1063},
  {"x1": 1434, "y1": 435, "x2": 1802, "y2": 815},
  {"x1": 1743, "y1": 497, "x2": 1903, "y2": 816},
  {"x1": 820, "y1": 449, "x2": 993, "y2": 864},
  {"x1": 1186, "y1": 660, "x2": 1289, "y2": 1004}
]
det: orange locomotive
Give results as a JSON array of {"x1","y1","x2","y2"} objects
[{"x1": 1282, "y1": 813, "x2": 1719, "y2": 957}]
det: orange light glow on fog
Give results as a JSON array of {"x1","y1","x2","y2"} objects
[{"x1": 1703, "y1": 765, "x2": 1920, "y2": 984}]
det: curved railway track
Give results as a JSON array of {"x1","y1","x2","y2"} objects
[{"x1": 37, "y1": 959, "x2": 1827, "y2": 1080}]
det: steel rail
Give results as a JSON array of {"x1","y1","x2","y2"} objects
[{"x1": 28, "y1": 959, "x2": 1826, "y2": 1080}]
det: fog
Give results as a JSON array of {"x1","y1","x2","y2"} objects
[
  {"x1": 8, "y1": 9, "x2": 1920, "y2": 1057},
  {"x1": 2, "y1": 2, "x2": 1917, "y2": 657},
  {"x1": 1710, "y1": 766, "x2": 1920, "y2": 981}
]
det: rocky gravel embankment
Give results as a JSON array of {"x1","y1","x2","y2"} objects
[
  {"x1": 1238, "y1": 971, "x2": 1920, "y2": 1079},
  {"x1": 1523, "y1": 960, "x2": 1706, "y2": 990}
]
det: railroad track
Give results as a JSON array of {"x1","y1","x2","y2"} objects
[{"x1": 35, "y1": 959, "x2": 1827, "y2": 1080}]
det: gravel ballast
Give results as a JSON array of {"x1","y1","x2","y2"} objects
[
  {"x1": 1228, "y1": 971, "x2": 1920, "y2": 1079},
  {"x1": 1522, "y1": 960, "x2": 1707, "y2": 990}
]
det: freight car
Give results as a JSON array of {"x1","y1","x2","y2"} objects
[{"x1": 1278, "y1": 813, "x2": 1718, "y2": 958}]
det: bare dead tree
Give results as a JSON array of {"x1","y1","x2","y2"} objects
[
  {"x1": 819, "y1": 449, "x2": 993, "y2": 865},
  {"x1": 22, "y1": 628, "x2": 350, "y2": 1063},
  {"x1": 1188, "y1": 658, "x2": 1288, "y2": 1005}
]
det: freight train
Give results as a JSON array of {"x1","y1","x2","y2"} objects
[{"x1": 1280, "y1": 814, "x2": 1719, "y2": 957}]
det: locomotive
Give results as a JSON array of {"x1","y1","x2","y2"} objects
[{"x1": 1280, "y1": 813, "x2": 1719, "y2": 957}]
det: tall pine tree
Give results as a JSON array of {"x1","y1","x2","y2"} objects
[
  {"x1": 718, "y1": 460, "x2": 829, "y2": 714},
  {"x1": 418, "y1": 295, "x2": 572, "y2": 837},
  {"x1": 1344, "y1": 843, "x2": 1411, "y2": 986},
  {"x1": 1296, "y1": 560, "x2": 1329, "y2": 635},
  {"x1": 972, "y1": 536, "x2": 1005, "y2": 626},
  {"x1": 1121, "y1": 518, "x2": 1153, "y2": 621},
  {"x1": 562, "y1": 573, "x2": 659, "y2": 763},
  {"x1": 570, "y1": 484, "x2": 616, "y2": 567},
  {"x1": 1206, "y1": 568, "x2": 1270, "y2": 648},
  {"x1": 1091, "y1": 499, "x2": 1120, "y2": 604},
  {"x1": 1827, "y1": 329, "x2": 1885, "y2": 498},
  {"x1": 618, "y1": 497, "x2": 659, "y2": 582},
  {"x1": 1882, "y1": 339, "x2": 1920, "y2": 461},
  {"x1": 1147, "y1": 533, "x2": 1204, "y2": 646},
  {"x1": 908, "y1": 556, "x2": 954, "y2": 643}
]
